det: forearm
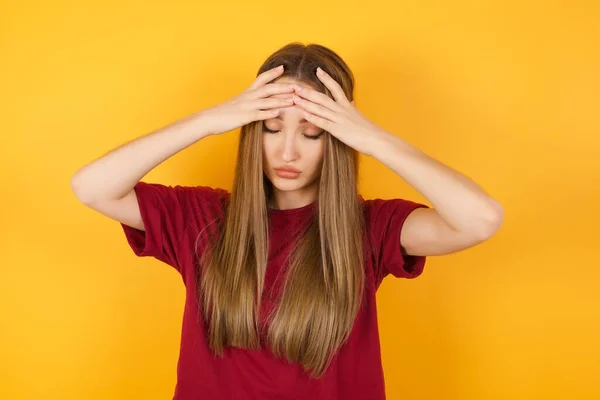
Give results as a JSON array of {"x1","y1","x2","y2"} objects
[
  {"x1": 71, "y1": 111, "x2": 211, "y2": 204},
  {"x1": 370, "y1": 131, "x2": 504, "y2": 236}
]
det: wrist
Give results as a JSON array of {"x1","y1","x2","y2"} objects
[
  {"x1": 188, "y1": 109, "x2": 215, "y2": 138},
  {"x1": 366, "y1": 129, "x2": 397, "y2": 157},
  {"x1": 369, "y1": 130, "x2": 420, "y2": 161}
]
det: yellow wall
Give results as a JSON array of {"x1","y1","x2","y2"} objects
[{"x1": 1, "y1": 1, "x2": 598, "y2": 399}]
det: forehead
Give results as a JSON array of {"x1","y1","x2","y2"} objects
[
  {"x1": 269, "y1": 77, "x2": 317, "y2": 99},
  {"x1": 266, "y1": 77, "x2": 326, "y2": 130}
]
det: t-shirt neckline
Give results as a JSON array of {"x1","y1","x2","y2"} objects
[{"x1": 267, "y1": 201, "x2": 317, "y2": 217}]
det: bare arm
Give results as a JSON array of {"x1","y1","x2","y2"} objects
[
  {"x1": 71, "y1": 65, "x2": 297, "y2": 231},
  {"x1": 289, "y1": 67, "x2": 503, "y2": 257},
  {"x1": 373, "y1": 134, "x2": 504, "y2": 256},
  {"x1": 70, "y1": 112, "x2": 213, "y2": 230}
]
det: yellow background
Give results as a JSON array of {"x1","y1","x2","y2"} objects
[{"x1": 1, "y1": 1, "x2": 598, "y2": 399}]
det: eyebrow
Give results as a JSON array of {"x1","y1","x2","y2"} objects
[{"x1": 275, "y1": 108, "x2": 308, "y2": 123}]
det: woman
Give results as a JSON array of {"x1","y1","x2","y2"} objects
[{"x1": 71, "y1": 42, "x2": 503, "y2": 399}]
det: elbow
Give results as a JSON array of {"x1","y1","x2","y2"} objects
[
  {"x1": 70, "y1": 173, "x2": 85, "y2": 202},
  {"x1": 70, "y1": 171, "x2": 93, "y2": 205},
  {"x1": 476, "y1": 201, "x2": 504, "y2": 240}
]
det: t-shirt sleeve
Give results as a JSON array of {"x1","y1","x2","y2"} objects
[
  {"x1": 364, "y1": 197, "x2": 430, "y2": 288},
  {"x1": 120, "y1": 181, "x2": 227, "y2": 277}
]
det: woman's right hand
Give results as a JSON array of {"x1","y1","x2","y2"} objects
[{"x1": 198, "y1": 65, "x2": 295, "y2": 136}]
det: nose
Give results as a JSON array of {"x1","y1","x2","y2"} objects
[{"x1": 281, "y1": 132, "x2": 299, "y2": 162}]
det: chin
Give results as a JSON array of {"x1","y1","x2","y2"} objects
[{"x1": 270, "y1": 177, "x2": 305, "y2": 192}]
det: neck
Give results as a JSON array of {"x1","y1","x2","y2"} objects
[{"x1": 267, "y1": 181, "x2": 319, "y2": 210}]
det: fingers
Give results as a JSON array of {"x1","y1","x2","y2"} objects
[
  {"x1": 294, "y1": 85, "x2": 342, "y2": 113},
  {"x1": 253, "y1": 97, "x2": 294, "y2": 110},
  {"x1": 254, "y1": 109, "x2": 281, "y2": 121},
  {"x1": 315, "y1": 67, "x2": 351, "y2": 106},
  {"x1": 292, "y1": 95, "x2": 338, "y2": 122},
  {"x1": 302, "y1": 111, "x2": 332, "y2": 131},
  {"x1": 250, "y1": 83, "x2": 296, "y2": 99},
  {"x1": 247, "y1": 65, "x2": 285, "y2": 91}
]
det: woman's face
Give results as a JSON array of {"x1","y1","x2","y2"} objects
[{"x1": 262, "y1": 78, "x2": 326, "y2": 200}]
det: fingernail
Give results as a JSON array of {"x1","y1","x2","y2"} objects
[
  {"x1": 316, "y1": 67, "x2": 324, "y2": 76},
  {"x1": 295, "y1": 85, "x2": 302, "y2": 92}
]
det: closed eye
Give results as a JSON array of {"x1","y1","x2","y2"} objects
[
  {"x1": 263, "y1": 126, "x2": 280, "y2": 134},
  {"x1": 263, "y1": 126, "x2": 322, "y2": 140},
  {"x1": 303, "y1": 133, "x2": 323, "y2": 140}
]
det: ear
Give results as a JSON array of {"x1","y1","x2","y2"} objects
[{"x1": 351, "y1": 100, "x2": 355, "y2": 106}]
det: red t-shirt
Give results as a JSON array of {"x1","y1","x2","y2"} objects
[{"x1": 121, "y1": 181, "x2": 428, "y2": 399}]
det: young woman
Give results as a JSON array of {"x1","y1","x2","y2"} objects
[{"x1": 71, "y1": 42, "x2": 503, "y2": 399}]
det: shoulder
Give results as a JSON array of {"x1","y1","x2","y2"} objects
[
  {"x1": 358, "y1": 194, "x2": 429, "y2": 283},
  {"x1": 132, "y1": 182, "x2": 231, "y2": 229},
  {"x1": 360, "y1": 194, "x2": 427, "y2": 226},
  {"x1": 186, "y1": 184, "x2": 230, "y2": 206},
  {"x1": 135, "y1": 181, "x2": 229, "y2": 205}
]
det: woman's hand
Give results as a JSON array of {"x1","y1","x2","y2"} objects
[
  {"x1": 291, "y1": 67, "x2": 387, "y2": 156},
  {"x1": 198, "y1": 65, "x2": 296, "y2": 136}
]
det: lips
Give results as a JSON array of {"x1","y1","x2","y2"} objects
[{"x1": 275, "y1": 166, "x2": 301, "y2": 173}]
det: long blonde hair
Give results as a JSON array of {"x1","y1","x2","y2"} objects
[{"x1": 197, "y1": 42, "x2": 364, "y2": 378}]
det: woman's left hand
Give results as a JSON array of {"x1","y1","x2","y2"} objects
[{"x1": 291, "y1": 67, "x2": 387, "y2": 157}]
